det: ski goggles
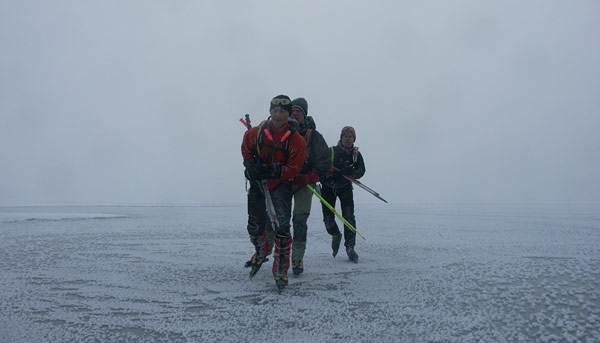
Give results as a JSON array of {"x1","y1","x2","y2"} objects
[{"x1": 271, "y1": 98, "x2": 291, "y2": 105}]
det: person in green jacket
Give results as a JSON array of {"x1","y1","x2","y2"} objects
[{"x1": 287, "y1": 97, "x2": 330, "y2": 275}]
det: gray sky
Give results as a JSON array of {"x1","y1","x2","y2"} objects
[{"x1": 1, "y1": 0, "x2": 599, "y2": 205}]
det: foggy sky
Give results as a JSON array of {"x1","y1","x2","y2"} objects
[{"x1": 1, "y1": 0, "x2": 599, "y2": 205}]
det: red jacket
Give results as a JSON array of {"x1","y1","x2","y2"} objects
[{"x1": 242, "y1": 121, "x2": 307, "y2": 189}]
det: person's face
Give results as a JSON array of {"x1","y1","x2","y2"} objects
[
  {"x1": 341, "y1": 133, "x2": 354, "y2": 148},
  {"x1": 291, "y1": 107, "x2": 305, "y2": 125},
  {"x1": 270, "y1": 108, "x2": 289, "y2": 129}
]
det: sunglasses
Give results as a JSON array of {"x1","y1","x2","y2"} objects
[{"x1": 271, "y1": 98, "x2": 291, "y2": 105}]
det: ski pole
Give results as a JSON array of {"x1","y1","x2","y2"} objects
[
  {"x1": 306, "y1": 184, "x2": 365, "y2": 240},
  {"x1": 240, "y1": 114, "x2": 252, "y2": 130},
  {"x1": 343, "y1": 175, "x2": 388, "y2": 203},
  {"x1": 334, "y1": 168, "x2": 388, "y2": 203},
  {"x1": 259, "y1": 171, "x2": 280, "y2": 230}
]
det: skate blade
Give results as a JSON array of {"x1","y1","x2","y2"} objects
[{"x1": 249, "y1": 268, "x2": 260, "y2": 279}]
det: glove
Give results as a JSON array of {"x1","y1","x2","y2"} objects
[
  {"x1": 341, "y1": 165, "x2": 354, "y2": 176},
  {"x1": 295, "y1": 172, "x2": 319, "y2": 188},
  {"x1": 341, "y1": 161, "x2": 355, "y2": 176},
  {"x1": 328, "y1": 167, "x2": 341, "y2": 178},
  {"x1": 257, "y1": 163, "x2": 282, "y2": 180},
  {"x1": 244, "y1": 158, "x2": 261, "y2": 181}
]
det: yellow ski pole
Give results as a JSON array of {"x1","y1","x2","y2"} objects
[{"x1": 306, "y1": 184, "x2": 365, "y2": 240}]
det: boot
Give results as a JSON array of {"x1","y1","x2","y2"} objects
[
  {"x1": 245, "y1": 256, "x2": 268, "y2": 268},
  {"x1": 331, "y1": 233, "x2": 342, "y2": 257},
  {"x1": 292, "y1": 260, "x2": 304, "y2": 276},
  {"x1": 272, "y1": 236, "x2": 292, "y2": 290},
  {"x1": 346, "y1": 246, "x2": 359, "y2": 263},
  {"x1": 247, "y1": 229, "x2": 270, "y2": 275},
  {"x1": 245, "y1": 227, "x2": 272, "y2": 267},
  {"x1": 248, "y1": 254, "x2": 267, "y2": 278},
  {"x1": 275, "y1": 275, "x2": 288, "y2": 290}
]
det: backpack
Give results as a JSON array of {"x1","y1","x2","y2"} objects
[{"x1": 256, "y1": 120, "x2": 296, "y2": 163}]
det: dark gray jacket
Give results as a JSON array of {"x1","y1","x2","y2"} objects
[
  {"x1": 321, "y1": 140, "x2": 366, "y2": 190},
  {"x1": 296, "y1": 116, "x2": 330, "y2": 180}
]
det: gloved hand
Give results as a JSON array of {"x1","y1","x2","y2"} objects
[
  {"x1": 341, "y1": 161, "x2": 355, "y2": 176},
  {"x1": 341, "y1": 165, "x2": 354, "y2": 177},
  {"x1": 257, "y1": 163, "x2": 282, "y2": 180},
  {"x1": 295, "y1": 172, "x2": 319, "y2": 188},
  {"x1": 328, "y1": 167, "x2": 341, "y2": 178},
  {"x1": 244, "y1": 158, "x2": 261, "y2": 180}
]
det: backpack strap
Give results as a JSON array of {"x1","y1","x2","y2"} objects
[
  {"x1": 256, "y1": 121, "x2": 266, "y2": 156},
  {"x1": 257, "y1": 121, "x2": 295, "y2": 163},
  {"x1": 330, "y1": 147, "x2": 335, "y2": 164},
  {"x1": 304, "y1": 128, "x2": 313, "y2": 147}
]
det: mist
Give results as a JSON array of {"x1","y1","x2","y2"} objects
[{"x1": 1, "y1": 0, "x2": 599, "y2": 205}]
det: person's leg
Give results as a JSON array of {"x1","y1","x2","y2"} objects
[
  {"x1": 321, "y1": 185, "x2": 342, "y2": 256},
  {"x1": 269, "y1": 182, "x2": 294, "y2": 288},
  {"x1": 291, "y1": 186, "x2": 312, "y2": 275},
  {"x1": 339, "y1": 187, "x2": 358, "y2": 262},
  {"x1": 265, "y1": 220, "x2": 275, "y2": 255},
  {"x1": 247, "y1": 182, "x2": 269, "y2": 273}
]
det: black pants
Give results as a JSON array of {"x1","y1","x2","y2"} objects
[
  {"x1": 247, "y1": 181, "x2": 293, "y2": 240},
  {"x1": 320, "y1": 185, "x2": 356, "y2": 248}
]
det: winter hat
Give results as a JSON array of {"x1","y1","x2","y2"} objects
[
  {"x1": 291, "y1": 97, "x2": 308, "y2": 118},
  {"x1": 340, "y1": 126, "x2": 356, "y2": 142},
  {"x1": 269, "y1": 94, "x2": 292, "y2": 114}
]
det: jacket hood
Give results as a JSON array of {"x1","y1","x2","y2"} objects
[{"x1": 297, "y1": 116, "x2": 316, "y2": 135}]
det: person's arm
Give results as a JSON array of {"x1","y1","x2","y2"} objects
[
  {"x1": 353, "y1": 152, "x2": 366, "y2": 179},
  {"x1": 311, "y1": 131, "x2": 331, "y2": 180},
  {"x1": 241, "y1": 127, "x2": 259, "y2": 161},
  {"x1": 280, "y1": 132, "x2": 307, "y2": 181}
]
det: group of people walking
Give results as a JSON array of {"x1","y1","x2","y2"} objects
[{"x1": 241, "y1": 94, "x2": 366, "y2": 290}]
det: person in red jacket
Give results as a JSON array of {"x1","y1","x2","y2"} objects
[{"x1": 241, "y1": 94, "x2": 307, "y2": 290}]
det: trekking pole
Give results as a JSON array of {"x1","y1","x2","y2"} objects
[
  {"x1": 334, "y1": 168, "x2": 388, "y2": 203},
  {"x1": 240, "y1": 113, "x2": 252, "y2": 129},
  {"x1": 306, "y1": 184, "x2": 365, "y2": 240},
  {"x1": 260, "y1": 176, "x2": 280, "y2": 229}
]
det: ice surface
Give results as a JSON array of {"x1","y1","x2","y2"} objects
[
  {"x1": 0, "y1": 212, "x2": 126, "y2": 222},
  {"x1": 0, "y1": 203, "x2": 599, "y2": 342}
]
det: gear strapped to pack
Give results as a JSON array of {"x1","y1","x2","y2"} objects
[{"x1": 256, "y1": 120, "x2": 295, "y2": 164}]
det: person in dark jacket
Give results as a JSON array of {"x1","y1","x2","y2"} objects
[
  {"x1": 320, "y1": 126, "x2": 365, "y2": 263},
  {"x1": 241, "y1": 94, "x2": 307, "y2": 289},
  {"x1": 287, "y1": 97, "x2": 330, "y2": 275}
]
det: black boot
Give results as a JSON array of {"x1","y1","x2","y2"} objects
[
  {"x1": 273, "y1": 236, "x2": 292, "y2": 290},
  {"x1": 346, "y1": 247, "x2": 359, "y2": 263},
  {"x1": 331, "y1": 233, "x2": 342, "y2": 257},
  {"x1": 245, "y1": 256, "x2": 268, "y2": 268},
  {"x1": 292, "y1": 260, "x2": 304, "y2": 276},
  {"x1": 275, "y1": 274, "x2": 288, "y2": 289},
  {"x1": 247, "y1": 228, "x2": 270, "y2": 271},
  {"x1": 249, "y1": 254, "x2": 267, "y2": 278}
]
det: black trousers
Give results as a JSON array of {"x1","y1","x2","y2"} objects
[
  {"x1": 247, "y1": 181, "x2": 293, "y2": 240},
  {"x1": 320, "y1": 185, "x2": 356, "y2": 248}
]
